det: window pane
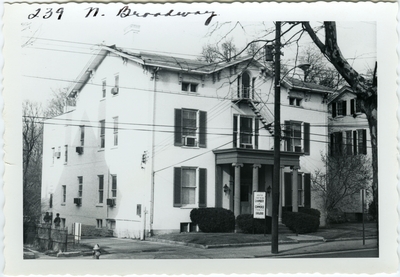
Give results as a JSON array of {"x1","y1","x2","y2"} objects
[
  {"x1": 241, "y1": 117, "x2": 252, "y2": 132},
  {"x1": 182, "y1": 169, "x2": 196, "y2": 187},
  {"x1": 182, "y1": 110, "x2": 197, "y2": 136},
  {"x1": 182, "y1": 187, "x2": 196, "y2": 204},
  {"x1": 182, "y1": 83, "x2": 189, "y2": 91}
]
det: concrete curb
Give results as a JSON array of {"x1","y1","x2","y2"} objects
[{"x1": 324, "y1": 236, "x2": 377, "y2": 242}]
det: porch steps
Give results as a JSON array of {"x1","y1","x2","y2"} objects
[
  {"x1": 247, "y1": 100, "x2": 275, "y2": 136},
  {"x1": 278, "y1": 223, "x2": 294, "y2": 234}
]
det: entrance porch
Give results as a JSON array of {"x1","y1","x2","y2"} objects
[{"x1": 213, "y1": 148, "x2": 303, "y2": 221}]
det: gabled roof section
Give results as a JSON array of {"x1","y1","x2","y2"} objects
[
  {"x1": 327, "y1": 85, "x2": 354, "y2": 104},
  {"x1": 282, "y1": 77, "x2": 334, "y2": 94}
]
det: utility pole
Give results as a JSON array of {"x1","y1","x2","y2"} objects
[{"x1": 271, "y1": 21, "x2": 281, "y2": 254}]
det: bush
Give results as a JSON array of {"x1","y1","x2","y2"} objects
[
  {"x1": 299, "y1": 207, "x2": 321, "y2": 218},
  {"x1": 236, "y1": 214, "x2": 272, "y2": 234},
  {"x1": 190, "y1": 208, "x2": 235, "y2": 233},
  {"x1": 282, "y1": 211, "x2": 320, "y2": 234}
]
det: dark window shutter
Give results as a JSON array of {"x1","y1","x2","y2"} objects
[
  {"x1": 173, "y1": 168, "x2": 182, "y2": 207},
  {"x1": 233, "y1": 115, "x2": 238, "y2": 148},
  {"x1": 350, "y1": 99, "x2": 355, "y2": 115},
  {"x1": 255, "y1": 119, "x2": 259, "y2": 150},
  {"x1": 174, "y1": 109, "x2": 182, "y2": 146},
  {"x1": 337, "y1": 132, "x2": 343, "y2": 156},
  {"x1": 304, "y1": 173, "x2": 311, "y2": 208},
  {"x1": 199, "y1": 168, "x2": 207, "y2": 207},
  {"x1": 342, "y1": 101, "x2": 347, "y2": 116},
  {"x1": 284, "y1": 121, "x2": 291, "y2": 151},
  {"x1": 332, "y1": 103, "x2": 337, "y2": 118},
  {"x1": 303, "y1": 122, "x2": 310, "y2": 155},
  {"x1": 199, "y1": 111, "x2": 207, "y2": 148},
  {"x1": 353, "y1": 130, "x2": 358, "y2": 155},
  {"x1": 284, "y1": 172, "x2": 292, "y2": 207},
  {"x1": 362, "y1": 129, "x2": 367, "y2": 154},
  {"x1": 330, "y1": 133, "x2": 334, "y2": 156}
]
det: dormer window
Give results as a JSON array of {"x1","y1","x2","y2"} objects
[
  {"x1": 182, "y1": 82, "x2": 198, "y2": 93},
  {"x1": 289, "y1": 97, "x2": 302, "y2": 107}
]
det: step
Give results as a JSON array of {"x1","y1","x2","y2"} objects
[{"x1": 278, "y1": 224, "x2": 294, "y2": 234}]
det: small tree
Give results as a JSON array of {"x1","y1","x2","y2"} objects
[
  {"x1": 311, "y1": 153, "x2": 372, "y2": 224},
  {"x1": 200, "y1": 37, "x2": 238, "y2": 63}
]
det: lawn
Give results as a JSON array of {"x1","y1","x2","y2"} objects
[{"x1": 153, "y1": 222, "x2": 377, "y2": 246}]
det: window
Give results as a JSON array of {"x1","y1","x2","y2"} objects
[
  {"x1": 174, "y1": 109, "x2": 207, "y2": 148},
  {"x1": 62, "y1": 185, "x2": 66, "y2": 203},
  {"x1": 100, "y1": 120, "x2": 105, "y2": 148},
  {"x1": 78, "y1": 176, "x2": 83, "y2": 198},
  {"x1": 284, "y1": 121, "x2": 310, "y2": 154},
  {"x1": 332, "y1": 101, "x2": 347, "y2": 118},
  {"x1": 98, "y1": 175, "x2": 104, "y2": 204},
  {"x1": 102, "y1": 80, "x2": 106, "y2": 98},
  {"x1": 173, "y1": 167, "x2": 207, "y2": 207},
  {"x1": 345, "y1": 131, "x2": 353, "y2": 155},
  {"x1": 331, "y1": 129, "x2": 367, "y2": 156},
  {"x1": 49, "y1": 193, "x2": 53, "y2": 208},
  {"x1": 111, "y1": 175, "x2": 117, "y2": 198},
  {"x1": 350, "y1": 98, "x2": 362, "y2": 114},
  {"x1": 298, "y1": 175, "x2": 303, "y2": 206},
  {"x1": 96, "y1": 219, "x2": 103, "y2": 228},
  {"x1": 289, "y1": 97, "x2": 302, "y2": 107},
  {"x1": 80, "y1": 125, "x2": 85, "y2": 146},
  {"x1": 181, "y1": 82, "x2": 198, "y2": 93},
  {"x1": 113, "y1": 117, "x2": 118, "y2": 146},
  {"x1": 111, "y1": 74, "x2": 119, "y2": 95},
  {"x1": 61, "y1": 218, "x2": 66, "y2": 228},
  {"x1": 107, "y1": 219, "x2": 116, "y2": 229},
  {"x1": 64, "y1": 145, "x2": 68, "y2": 164},
  {"x1": 233, "y1": 115, "x2": 259, "y2": 149},
  {"x1": 357, "y1": 129, "x2": 367, "y2": 155}
]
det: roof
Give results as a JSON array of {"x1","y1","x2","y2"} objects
[
  {"x1": 283, "y1": 77, "x2": 334, "y2": 94},
  {"x1": 67, "y1": 45, "x2": 334, "y2": 97},
  {"x1": 327, "y1": 85, "x2": 354, "y2": 103}
]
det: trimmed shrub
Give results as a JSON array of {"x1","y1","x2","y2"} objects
[
  {"x1": 190, "y1": 208, "x2": 235, "y2": 233},
  {"x1": 236, "y1": 214, "x2": 272, "y2": 234},
  {"x1": 299, "y1": 207, "x2": 321, "y2": 218},
  {"x1": 282, "y1": 211, "x2": 319, "y2": 234}
]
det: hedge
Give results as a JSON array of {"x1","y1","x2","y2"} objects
[
  {"x1": 298, "y1": 207, "x2": 321, "y2": 218},
  {"x1": 190, "y1": 208, "x2": 235, "y2": 233},
  {"x1": 236, "y1": 214, "x2": 272, "y2": 234},
  {"x1": 282, "y1": 211, "x2": 319, "y2": 234}
]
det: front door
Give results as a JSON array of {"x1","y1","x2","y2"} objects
[{"x1": 240, "y1": 183, "x2": 251, "y2": 214}]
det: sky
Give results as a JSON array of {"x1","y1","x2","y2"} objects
[{"x1": 20, "y1": 3, "x2": 376, "y2": 106}]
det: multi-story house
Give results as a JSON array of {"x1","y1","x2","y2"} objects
[
  {"x1": 41, "y1": 45, "x2": 332, "y2": 238},
  {"x1": 327, "y1": 86, "x2": 372, "y2": 217}
]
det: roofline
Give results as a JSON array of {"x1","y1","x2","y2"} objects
[
  {"x1": 327, "y1": 85, "x2": 354, "y2": 104},
  {"x1": 281, "y1": 78, "x2": 334, "y2": 94}
]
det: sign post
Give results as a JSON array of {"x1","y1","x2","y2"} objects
[{"x1": 253, "y1": 191, "x2": 267, "y2": 235}]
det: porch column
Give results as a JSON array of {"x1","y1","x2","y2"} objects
[
  {"x1": 232, "y1": 163, "x2": 243, "y2": 217},
  {"x1": 251, "y1": 164, "x2": 261, "y2": 214},
  {"x1": 279, "y1": 166, "x2": 285, "y2": 223},
  {"x1": 292, "y1": 166, "x2": 300, "y2": 212}
]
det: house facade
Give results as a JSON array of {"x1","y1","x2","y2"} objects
[
  {"x1": 41, "y1": 45, "x2": 331, "y2": 238},
  {"x1": 327, "y1": 86, "x2": 372, "y2": 216}
]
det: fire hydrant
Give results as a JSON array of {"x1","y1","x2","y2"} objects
[{"x1": 92, "y1": 244, "x2": 101, "y2": 259}]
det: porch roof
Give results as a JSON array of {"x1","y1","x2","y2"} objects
[{"x1": 213, "y1": 148, "x2": 301, "y2": 167}]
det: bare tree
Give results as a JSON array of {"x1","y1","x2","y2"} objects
[
  {"x1": 23, "y1": 100, "x2": 43, "y2": 224},
  {"x1": 45, "y1": 88, "x2": 76, "y2": 118},
  {"x1": 312, "y1": 154, "x2": 372, "y2": 224},
  {"x1": 200, "y1": 37, "x2": 238, "y2": 63}
]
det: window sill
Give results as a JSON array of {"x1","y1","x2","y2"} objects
[
  {"x1": 96, "y1": 204, "x2": 104, "y2": 207},
  {"x1": 100, "y1": 98, "x2": 106, "y2": 102},
  {"x1": 61, "y1": 203, "x2": 66, "y2": 206},
  {"x1": 111, "y1": 146, "x2": 118, "y2": 150},
  {"x1": 180, "y1": 205, "x2": 198, "y2": 209},
  {"x1": 181, "y1": 146, "x2": 200, "y2": 149},
  {"x1": 98, "y1": 149, "x2": 105, "y2": 152}
]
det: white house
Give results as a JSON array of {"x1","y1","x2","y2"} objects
[
  {"x1": 327, "y1": 86, "x2": 372, "y2": 217},
  {"x1": 41, "y1": 45, "x2": 332, "y2": 238}
]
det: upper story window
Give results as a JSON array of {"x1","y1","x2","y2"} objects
[
  {"x1": 113, "y1": 117, "x2": 119, "y2": 146},
  {"x1": 332, "y1": 100, "x2": 347, "y2": 118},
  {"x1": 78, "y1": 176, "x2": 83, "y2": 198},
  {"x1": 64, "y1": 145, "x2": 68, "y2": 164},
  {"x1": 182, "y1": 82, "x2": 198, "y2": 93},
  {"x1": 174, "y1": 109, "x2": 207, "y2": 148},
  {"x1": 102, "y1": 80, "x2": 106, "y2": 98},
  {"x1": 330, "y1": 129, "x2": 367, "y2": 156},
  {"x1": 237, "y1": 72, "x2": 254, "y2": 99},
  {"x1": 284, "y1": 121, "x2": 310, "y2": 155},
  {"x1": 233, "y1": 115, "x2": 259, "y2": 149},
  {"x1": 173, "y1": 167, "x2": 207, "y2": 207},
  {"x1": 111, "y1": 175, "x2": 117, "y2": 198},
  {"x1": 289, "y1": 97, "x2": 302, "y2": 107},
  {"x1": 350, "y1": 98, "x2": 362, "y2": 114},
  {"x1": 111, "y1": 75, "x2": 119, "y2": 95},
  {"x1": 62, "y1": 185, "x2": 66, "y2": 204},
  {"x1": 80, "y1": 125, "x2": 85, "y2": 146},
  {"x1": 98, "y1": 175, "x2": 104, "y2": 204},
  {"x1": 99, "y1": 120, "x2": 105, "y2": 149}
]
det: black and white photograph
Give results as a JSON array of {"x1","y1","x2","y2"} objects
[{"x1": 3, "y1": 1, "x2": 398, "y2": 275}]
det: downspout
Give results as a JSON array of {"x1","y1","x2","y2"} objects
[{"x1": 149, "y1": 67, "x2": 160, "y2": 236}]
